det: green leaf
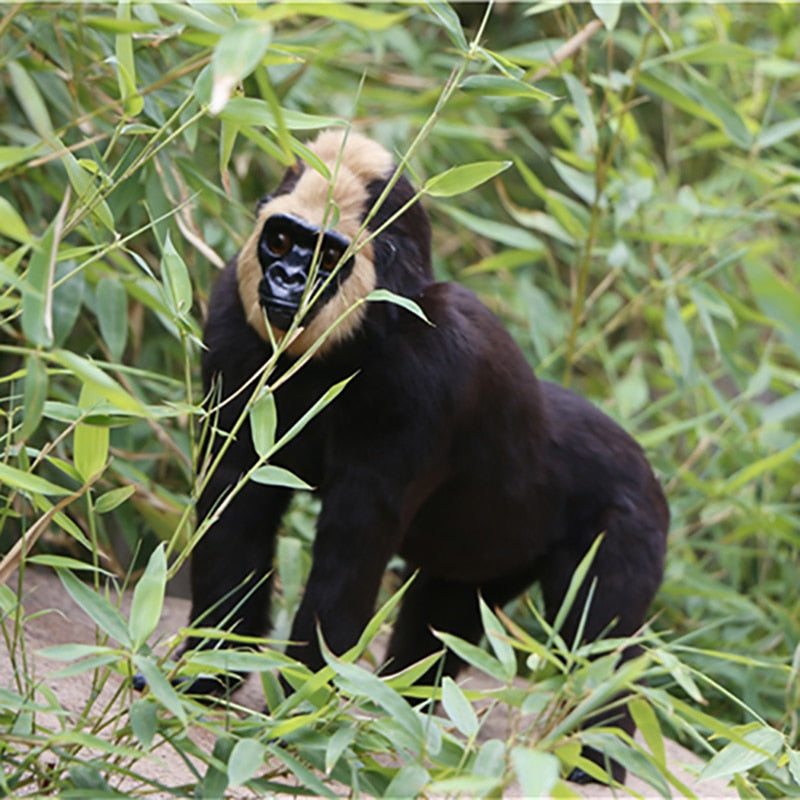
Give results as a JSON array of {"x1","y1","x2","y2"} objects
[
  {"x1": 69, "y1": 762, "x2": 112, "y2": 793},
  {"x1": 664, "y1": 293, "x2": 694, "y2": 381},
  {"x1": 461, "y1": 74, "x2": 552, "y2": 101},
  {"x1": 590, "y1": 0, "x2": 621, "y2": 30},
  {"x1": 425, "y1": 160, "x2": 511, "y2": 198},
  {"x1": 383, "y1": 763, "x2": 430, "y2": 799},
  {"x1": 186, "y1": 649, "x2": 294, "y2": 674},
  {"x1": 28, "y1": 554, "x2": 113, "y2": 574},
  {"x1": 0, "y1": 145, "x2": 35, "y2": 172},
  {"x1": 479, "y1": 596, "x2": 516, "y2": 680},
  {"x1": 440, "y1": 205, "x2": 543, "y2": 251},
  {"x1": 722, "y1": 438, "x2": 800, "y2": 495},
  {"x1": 366, "y1": 289, "x2": 431, "y2": 324},
  {"x1": 48, "y1": 653, "x2": 119, "y2": 679},
  {"x1": 325, "y1": 657, "x2": 423, "y2": 740},
  {"x1": 38, "y1": 643, "x2": 116, "y2": 661},
  {"x1": 217, "y1": 98, "x2": 341, "y2": 131},
  {"x1": 638, "y1": 68, "x2": 752, "y2": 149},
  {"x1": 434, "y1": 631, "x2": 509, "y2": 682},
  {"x1": 61, "y1": 150, "x2": 115, "y2": 231},
  {"x1": 57, "y1": 569, "x2": 131, "y2": 647},
  {"x1": 275, "y1": 374, "x2": 355, "y2": 451},
  {"x1": 267, "y1": 743, "x2": 336, "y2": 798},
  {"x1": 629, "y1": 697, "x2": 666, "y2": 766},
  {"x1": 7, "y1": 60, "x2": 54, "y2": 139},
  {"x1": 700, "y1": 725, "x2": 784, "y2": 782},
  {"x1": 130, "y1": 698, "x2": 157, "y2": 749},
  {"x1": 200, "y1": 737, "x2": 232, "y2": 800},
  {"x1": 133, "y1": 654, "x2": 187, "y2": 724},
  {"x1": 743, "y1": 258, "x2": 800, "y2": 353},
  {"x1": 95, "y1": 485, "x2": 136, "y2": 514},
  {"x1": 129, "y1": 543, "x2": 167, "y2": 650},
  {"x1": 74, "y1": 385, "x2": 110, "y2": 483},
  {"x1": 550, "y1": 533, "x2": 602, "y2": 640},
  {"x1": 20, "y1": 354, "x2": 48, "y2": 441},
  {"x1": 324, "y1": 725, "x2": 357, "y2": 774},
  {"x1": 22, "y1": 213, "x2": 59, "y2": 348},
  {"x1": 277, "y1": 535, "x2": 303, "y2": 611},
  {"x1": 51, "y1": 350, "x2": 146, "y2": 415},
  {"x1": 441, "y1": 677, "x2": 479, "y2": 737},
  {"x1": 210, "y1": 18, "x2": 273, "y2": 114},
  {"x1": 563, "y1": 73, "x2": 598, "y2": 148},
  {"x1": 250, "y1": 389, "x2": 277, "y2": 458},
  {"x1": 115, "y1": 0, "x2": 144, "y2": 116},
  {"x1": 474, "y1": 738, "x2": 506, "y2": 779},
  {"x1": 161, "y1": 232, "x2": 192, "y2": 319},
  {"x1": 96, "y1": 277, "x2": 128, "y2": 361},
  {"x1": 0, "y1": 462, "x2": 70, "y2": 497},
  {"x1": 285, "y1": 2, "x2": 407, "y2": 31},
  {"x1": 227, "y1": 738, "x2": 266, "y2": 788},
  {"x1": 251, "y1": 464, "x2": 313, "y2": 490},
  {"x1": 511, "y1": 747, "x2": 560, "y2": 799},
  {"x1": 0, "y1": 196, "x2": 33, "y2": 244},
  {"x1": 757, "y1": 117, "x2": 800, "y2": 150},
  {"x1": 426, "y1": 774, "x2": 502, "y2": 796},
  {"x1": 425, "y1": 0, "x2": 467, "y2": 50},
  {"x1": 551, "y1": 158, "x2": 596, "y2": 205}
]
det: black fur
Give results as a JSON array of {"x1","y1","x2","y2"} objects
[{"x1": 188, "y1": 153, "x2": 669, "y2": 783}]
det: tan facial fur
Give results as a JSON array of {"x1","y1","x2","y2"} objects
[{"x1": 237, "y1": 130, "x2": 395, "y2": 357}]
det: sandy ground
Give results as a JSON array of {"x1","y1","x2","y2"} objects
[{"x1": 1, "y1": 566, "x2": 735, "y2": 798}]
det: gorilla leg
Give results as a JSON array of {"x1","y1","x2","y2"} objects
[
  {"x1": 540, "y1": 511, "x2": 666, "y2": 783},
  {"x1": 181, "y1": 476, "x2": 291, "y2": 694},
  {"x1": 385, "y1": 567, "x2": 538, "y2": 681},
  {"x1": 385, "y1": 572, "x2": 484, "y2": 680}
]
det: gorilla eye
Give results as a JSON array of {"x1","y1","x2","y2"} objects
[
  {"x1": 267, "y1": 229, "x2": 291, "y2": 256},
  {"x1": 321, "y1": 245, "x2": 343, "y2": 271}
]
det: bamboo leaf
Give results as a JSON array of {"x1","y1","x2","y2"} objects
[
  {"x1": 441, "y1": 677, "x2": 479, "y2": 737},
  {"x1": 133, "y1": 654, "x2": 187, "y2": 724},
  {"x1": 74, "y1": 385, "x2": 109, "y2": 483},
  {"x1": 511, "y1": 747, "x2": 560, "y2": 799},
  {"x1": 129, "y1": 543, "x2": 167, "y2": 650},
  {"x1": 7, "y1": 60, "x2": 54, "y2": 139},
  {"x1": 20, "y1": 354, "x2": 48, "y2": 441},
  {"x1": 424, "y1": 160, "x2": 511, "y2": 198},
  {"x1": 114, "y1": 0, "x2": 144, "y2": 115},
  {"x1": 96, "y1": 277, "x2": 128, "y2": 361},
  {"x1": 479, "y1": 596, "x2": 516, "y2": 680},
  {"x1": 425, "y1": 0, "x2": 467, "y2": 50},
  {"x1": 590, "y1": 0, "x2": 621, "y2": 30},
  {"x1": 51, "y1": 350, "x2": 146, "y2": 415},
  {"x1": 700, "y1": 726, "x2": 783, "y2": 782},
  {"x1": 227, "y1": 739, "x2": 266, "y2": 788},
  {"x1": 366, "y1": 289, "x2": 431, "y2": 324},
  {"x1": 0, "y1": 196, "x2": 33, "y2": 244},
  {"x1": 161, "y1": 232, "x2": 192, "y2": 319},
  {"x1": 250, "y1": 464, "x2": 313, "y2": 490},
  {"x1": 250, "y1": 389, "x2": 277, "y2": 458},
  {"x1": 0, "y1": 462, "x2": 70, "y2": 497},
  {"x1": 129, "y1": 698, "x2": 157, "y2": 748},
  {"x1": 461, "y1": 74, "x2": 552, "y2": 101},
  {"x1": 210, "y1": 18, "x2": 273, "y2": 114},
  {"x1": 57, "y1": 569, "x2": 131, "y2": 647},
  {"x1": 383, "y1": 764, "x2": 430, "y2": 799}
]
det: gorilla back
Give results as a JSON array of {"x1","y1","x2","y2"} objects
[{"x1": 191, "y1": 129, "x2": 669, "y2": 783}]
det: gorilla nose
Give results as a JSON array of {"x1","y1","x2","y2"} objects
[{"x1": 267, "y1": 262, "x2": 306, "y2": 294}]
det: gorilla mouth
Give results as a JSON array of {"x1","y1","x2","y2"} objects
[{"x1": 257, "y1": 287, "x2": 298, "y2": 331}]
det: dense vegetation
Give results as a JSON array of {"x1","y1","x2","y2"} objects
[{"x1": 1, "y1": 2, "x2": 799, "y2": 796}]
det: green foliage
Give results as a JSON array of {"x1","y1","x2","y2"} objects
[{"x1": 1, "y1": 1, "x2": 800, "y2": 796}]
